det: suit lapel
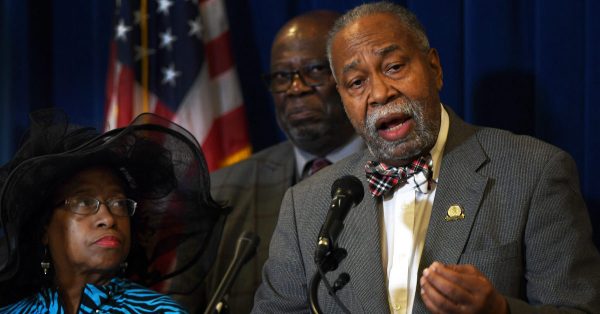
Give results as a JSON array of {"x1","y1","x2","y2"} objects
[
  {"x1": 254, "y1": 141, "x2": 296, "y2": 205},
  {"x1": 422, "y1": 141, "x2": 488, "y2": 262},
  {"x1": 423, "y1": 109, "x2": 489, "y2": 264},
  {"x1": 413, "y1": 109, "x2": 489, "y2": 311}
]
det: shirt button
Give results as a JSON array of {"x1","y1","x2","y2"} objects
[{"x1": 392, "y1": 303, "x2": 406, "y2": 312}]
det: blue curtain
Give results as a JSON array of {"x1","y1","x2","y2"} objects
[{"x1": 1, "y1": 0, "x2": 598, "y2": 246}]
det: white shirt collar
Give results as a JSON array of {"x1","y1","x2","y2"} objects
[
  {"x1": 431, "y1": 103, "x2": 450, "y2": 181},
  {"x1": 293, "y1": 135, "x2": 365, "y2": 178}
]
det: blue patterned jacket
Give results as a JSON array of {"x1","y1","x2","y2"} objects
[{"x1": 0, "y1": 278, "x2": 187, "y2": 313}]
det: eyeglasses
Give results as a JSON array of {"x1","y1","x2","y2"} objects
[
  {"x1": 57, "y1": 197, "x2": 137, "y2": 217},
  {"x1": 263, "y1": 62, "x2": 332, "y2": 93}
]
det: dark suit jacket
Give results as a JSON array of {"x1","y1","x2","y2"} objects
[
  {"x1": 205, "y1": 141, "x2": 296, "y2": 313},
  {"x1": 253, "y1": 108, "x2": 600, "y2": 313}
]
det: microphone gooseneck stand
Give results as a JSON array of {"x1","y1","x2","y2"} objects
[
  {"x1": 309, "y1": 175, "x2": 364, "y2": 314},
  {"x1": 309, "y1": 248, "x2": 351, "y2": 314},
  {"x1": 204, "y1": 231, "x2": 260, "y2": 314}
]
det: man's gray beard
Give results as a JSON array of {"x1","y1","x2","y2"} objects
[{"x1": 357, "y1": 97, "x2": 437, "y2": 164}]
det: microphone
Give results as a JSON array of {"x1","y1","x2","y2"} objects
[
  {"x1": 314, "y1": 175, "x2": 364, "y2": 264},
  {"x1": 204, "y1": 231, "x2": 260, "y2": 314}
]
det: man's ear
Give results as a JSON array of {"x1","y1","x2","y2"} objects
[{"x1": 428, "y1": 48, "x2": 443, "y2": 91}]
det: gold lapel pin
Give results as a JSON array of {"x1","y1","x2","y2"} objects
[{"x1": 445, "y1": 204, "x2": 465, "y2": 221}]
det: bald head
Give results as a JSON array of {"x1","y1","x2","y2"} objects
[{"x1": 272, "y1": 11, "x2": 340, "y2": 54}]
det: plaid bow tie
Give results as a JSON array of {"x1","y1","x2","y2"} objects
[{"x1": 365, "y1": 155, "x2": 433, "y2": 197}]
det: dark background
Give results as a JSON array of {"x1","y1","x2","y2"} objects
[{"x1": 1, "y1": 0, "x2": 598, "y2": 247}]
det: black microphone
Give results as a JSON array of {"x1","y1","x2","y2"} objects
[
  {"x1": 204, "y1": 231, "x2": 260, "y2": 314},
  {"x1": 314, "y1": 175, "x2": 364, "y2": 264}
]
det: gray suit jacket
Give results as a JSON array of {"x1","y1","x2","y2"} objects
[
  {"x1": 205, "y1": 141, "x2": 296, "y2": 313},
  {"x1": 253, "y1": 109, "x2": 600, "y2": 313}
]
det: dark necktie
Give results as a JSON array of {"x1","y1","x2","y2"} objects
[
  {"x1": 302, "y1": 158, "x2": 332, "y2": 179},
  {"x1": 364, "y1": 154, "x2": 433, "y2": 197}
]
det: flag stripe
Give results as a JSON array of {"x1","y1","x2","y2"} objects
[
  {"x1": 202, "y1": 105, "x2": 251, "y2": 171},
  {"x1": 154, "y1": 100, "x2": 175, "y2": 121},
  {"x1": 212, "y1": 68, "x2": 244, "y2": 115},
  {"x1": 200, "y1": 0, "x2": 228, "y2": 40},
  {"x1": 116, "y1": 66, "x2": 135, "y2": 126},
  {"x1": 205, "y1": 31, "x2": 235, "y2": 78},
  {"x1": 172, "y1": 65, "x2": 243, "y2": 143}
]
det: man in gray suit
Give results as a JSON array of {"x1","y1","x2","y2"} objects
[
  {"x1": 205, "y1": 11, "x2": 364, "y2": 313},
  {"x1": 253, "y1": 2, "x2": 600, "y2": 313}
]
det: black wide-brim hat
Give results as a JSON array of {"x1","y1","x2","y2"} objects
[{"x1": 0, "y1": 109, "x2": 227, "y2": 296}]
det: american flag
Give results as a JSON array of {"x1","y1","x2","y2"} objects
[{"x1": 105, "y1": 0, "x2": 251, "y2": 171}]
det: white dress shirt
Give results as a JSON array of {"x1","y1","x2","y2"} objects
[{"x1": 381, "y1": 104, "x2": 449, "y2": 313}]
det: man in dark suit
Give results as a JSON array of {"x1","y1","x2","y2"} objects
[
  {"x1": 205, "y1": 11, "x2": 364, "y2": 313},
  {"x1": 253, "y1": 2, "x2": 600, "y2": 313}
]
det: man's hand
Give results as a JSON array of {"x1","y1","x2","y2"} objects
[{"x1": 419, "y1": 262, "x2": 508, "y2": 314}]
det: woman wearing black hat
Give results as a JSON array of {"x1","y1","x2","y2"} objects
[{"x1": 0, "y1": 110, "x2": 228, "y2": 313}]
